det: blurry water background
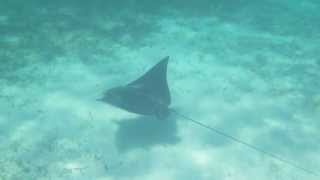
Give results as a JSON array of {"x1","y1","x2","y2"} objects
[{"x1": 0, "y1": 0, "x2": 319, "y2": 179}]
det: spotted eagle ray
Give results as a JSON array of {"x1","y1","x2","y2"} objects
[
  {"x1": 99, "y1": 56, "x2": 171, "y2": 119},
  {"x1": 99, "y1": 56, "x2": 319, "y2": 177}
]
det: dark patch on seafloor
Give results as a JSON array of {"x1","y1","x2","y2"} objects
[{"x1": 115, "y1": 115, "x2": 180, "y2": 152}]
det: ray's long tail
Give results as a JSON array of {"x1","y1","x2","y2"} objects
[{"x1": 171, "y1": 110, "x2": 320, "y2": 177}]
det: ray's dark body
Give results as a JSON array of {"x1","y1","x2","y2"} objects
[{"x1": 99, "y1": 56, "x2": 171, "y2": 118}]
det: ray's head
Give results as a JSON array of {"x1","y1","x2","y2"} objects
[{"x1": 98, "y1": 86, "x2": 125, "y2": 107}]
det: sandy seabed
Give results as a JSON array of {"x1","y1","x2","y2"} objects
[{"x1": 0, "y1": 3, "x2": 320, "y2": 180}]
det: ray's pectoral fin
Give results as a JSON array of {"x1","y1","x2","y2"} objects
[{"x1": 128, "y1": 56, "x2": 171, "y2": 107}]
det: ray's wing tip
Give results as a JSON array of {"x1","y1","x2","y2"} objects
[{"x1": 160, "y1": 56, "x2": 170, "y2": 65}]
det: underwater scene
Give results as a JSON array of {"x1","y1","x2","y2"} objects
[{"x1": 0, "y1": 0, "x2": 319, "y2": 179}]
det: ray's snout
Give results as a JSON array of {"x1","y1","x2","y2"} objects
[
  {"x1": 97, "y1": 91, "x2": 111, "y2": 102},
  {"x1": 97, "y1": 87, "x2": 124, "y2": 107}
]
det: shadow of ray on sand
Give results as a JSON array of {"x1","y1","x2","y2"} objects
[{"x1": 115, "y1": 114, "x2": 180, "y2": 152}]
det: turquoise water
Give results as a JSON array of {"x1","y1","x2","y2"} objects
[{"x1": 1, "y1": 1, "x2": 319, "y2": 179}]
